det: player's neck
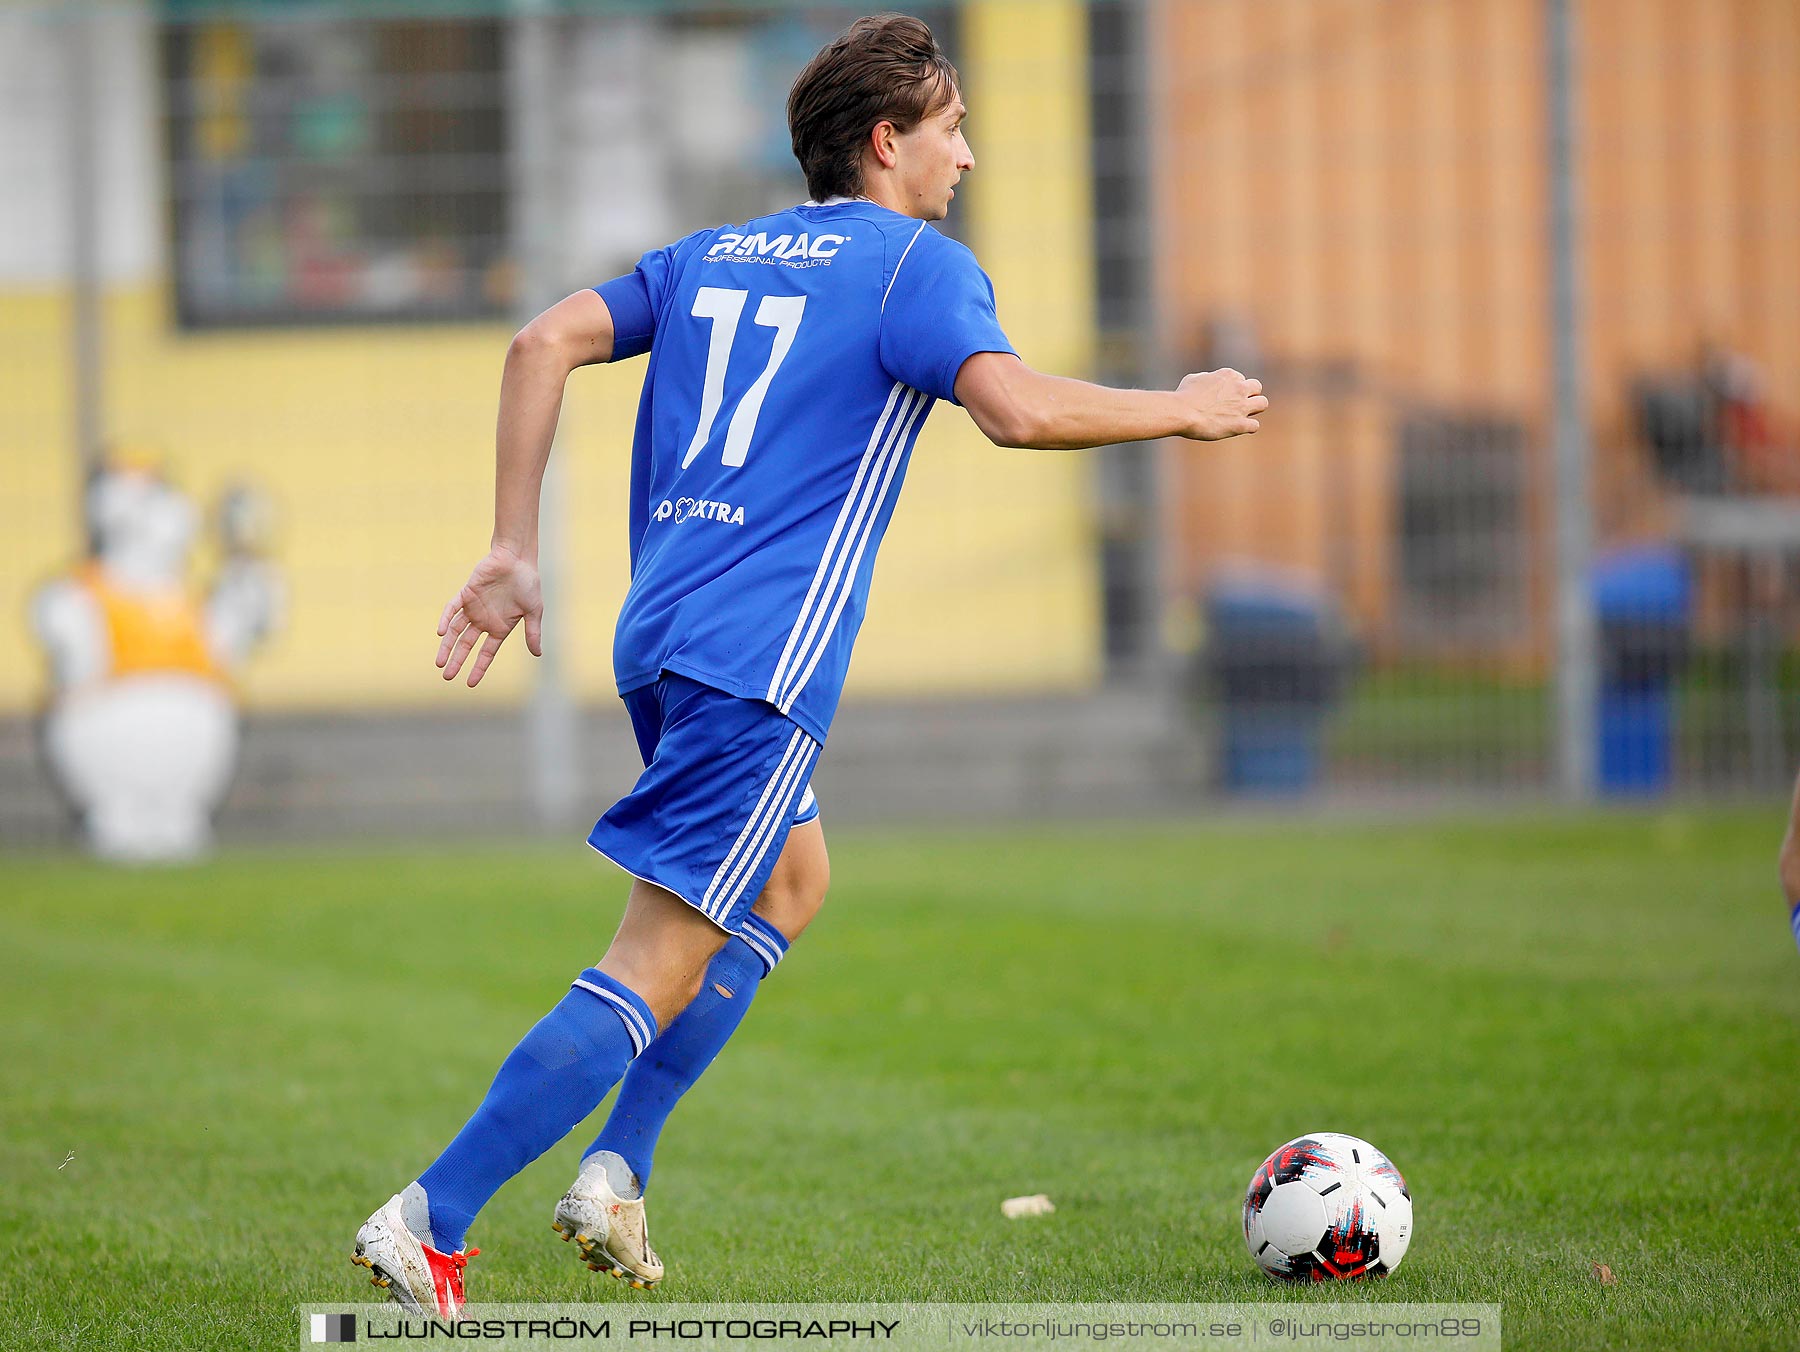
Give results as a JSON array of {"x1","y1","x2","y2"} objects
[{"x1": 853, "y1": 178, "x2": 932, "y2": 221}]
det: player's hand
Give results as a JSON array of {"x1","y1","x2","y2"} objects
[
  {"x1": 1176, "y1": 368, "x2": 1268, "y2": 440},
  {"x1": 436, "y1": 544, "x2": 543, "y2": 687}
]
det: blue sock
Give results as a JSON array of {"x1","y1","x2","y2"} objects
[
  {"x1": 585, "y1": 914, "x2": 789, "y2": 1192},
  {"x1": 415, "y1": 969, "x2": 656, "y2": 1252},
  {"x1": 1790, "y1": 901, "x2": 1799, "y2": 956}
]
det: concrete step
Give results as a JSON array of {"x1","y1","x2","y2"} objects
[{"x1": 0, "y1": 687, "x2": 1204, "y2": 847}]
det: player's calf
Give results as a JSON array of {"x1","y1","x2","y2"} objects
[
  {"x1": 560, "y1": 907, "x2": 804, "y2": 1290},
  {"x1": 596, "y1": 879, "x2": 733, "y2": 1030}
]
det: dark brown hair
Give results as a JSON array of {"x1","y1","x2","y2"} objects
[{"x1": 787, "y1": 14, "x2": 960, "y2": 202}]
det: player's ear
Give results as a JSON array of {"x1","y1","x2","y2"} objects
[{"x1": 869, "y1": 119, "x2": 900, "y2": 171}]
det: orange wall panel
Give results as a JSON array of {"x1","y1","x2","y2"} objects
[{"x1": 1153, "y1": 0, "x2": 1800, "y2": 656}]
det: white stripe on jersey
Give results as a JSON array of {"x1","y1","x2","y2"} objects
[
  {"x1": 776, "y1": 389, "x2": 930, "y2": 713},
  {"x1": 703, "y1": 727, "x2": 810, "y2": 917},
  {"x1": 767, "y1": 382, "x2": 907, "y2": 702},
  {"x1": 882, "y1": 220, "x2": 929, "y2": 311},
  {"x1": 707, "y1": 735, "x2": 818, "y2": 921},
  {"x1": 771, "y1": 387, "x2": 926, "y2": 711}
]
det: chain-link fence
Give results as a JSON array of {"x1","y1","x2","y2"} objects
[{"x1": 3, "y1": 0, "x2": 1798, "y2": 849}]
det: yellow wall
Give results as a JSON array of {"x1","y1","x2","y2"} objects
[
  {"x1": 963, "y1": 0, "x2": 1098, "y2": 376},
  {"x1": 0, "y1": 277, "x2": 1100, "y2": 715},
  {"x1": 2, "y1": 4, "x2": 1105, "y2": 716}
]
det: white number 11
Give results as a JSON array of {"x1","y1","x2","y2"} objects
[{"x1": 681, "y1": 286, "x2": 808, "y2": 469}]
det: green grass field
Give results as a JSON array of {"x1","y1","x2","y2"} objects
[{"x1": 5, "y1": 811, "x2": 1797, "y2": 1350}]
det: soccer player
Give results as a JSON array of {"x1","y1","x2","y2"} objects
[{"x1": 351, "y1": 14, "x2": 1266, "y2": 1315}]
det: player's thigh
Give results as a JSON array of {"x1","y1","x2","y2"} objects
[{"x1": 751, "y1": 818, "x2": 830, "y2": 941}]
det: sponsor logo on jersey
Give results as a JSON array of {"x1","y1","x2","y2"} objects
[
  {"x1": 704, "y1": 231, "x2": 848, "y2": 269},
  {"x1": 655, "y1": 496, "x2": 746, "y2": 526}
]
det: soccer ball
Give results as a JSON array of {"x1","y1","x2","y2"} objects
[{"x1": 1242, "y1": 1132, "x2": 1412, "y2": 1281}]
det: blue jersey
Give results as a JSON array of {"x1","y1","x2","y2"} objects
[{"x1": 594, "y1": 200, "x2": 1015, "y2": 742}]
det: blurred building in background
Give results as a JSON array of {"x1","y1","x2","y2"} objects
[{"x1": 3, "y1": 0, "x2": 1798, "y2": 846}]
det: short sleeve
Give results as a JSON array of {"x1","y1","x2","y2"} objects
[
  {"x1": 592, "y1": 228, "x2": 712, "y2": 362},
  {"x1": 878, "y1": 227, "x2": 1015, "y2": 404}
]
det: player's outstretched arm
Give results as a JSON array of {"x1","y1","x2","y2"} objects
[
  {"x1": 1780, "y1": 767, "x2": 1800, "y2": 953},
  {"x1": 437, "y1": 289, "x2": 615, "y2": 686},
  {"x1": 954, "y1": 351, "x2": 1267, "y2": 450}
]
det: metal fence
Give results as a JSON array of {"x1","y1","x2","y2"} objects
[{"x1": 3, "y1": 0, "x2": 1798, "y2": 850}]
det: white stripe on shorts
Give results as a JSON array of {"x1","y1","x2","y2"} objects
[
  {"x1": 705, "y1": 734, "x2": 820, "y2": 928},
  {"x1": 702, "y1": 727, "x2": 810, "y2": 919},
  {"x1": 706, "y1": 734, "x2": 819, "y2": 923}
]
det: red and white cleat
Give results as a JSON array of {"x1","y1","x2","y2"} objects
[{"x1": 352, "y1": 1184, "x2": 478, "y2": 1317}]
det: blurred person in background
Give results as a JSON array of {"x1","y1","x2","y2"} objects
[{"x1": 351, "y1": 13, "x2": 1267, "y2": 1315}]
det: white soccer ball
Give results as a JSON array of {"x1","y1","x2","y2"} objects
[{"x1": 1242, "y1": 1132, "x2": 1413, "y2": 1281}]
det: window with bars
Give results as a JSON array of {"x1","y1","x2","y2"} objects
[{"x1": 161, "y1": 18, "x2": 509, "y2": 328}]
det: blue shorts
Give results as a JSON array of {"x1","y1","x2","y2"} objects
[{"x1": 588, "y1": 673, "x2": 821, "y2": 933}]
